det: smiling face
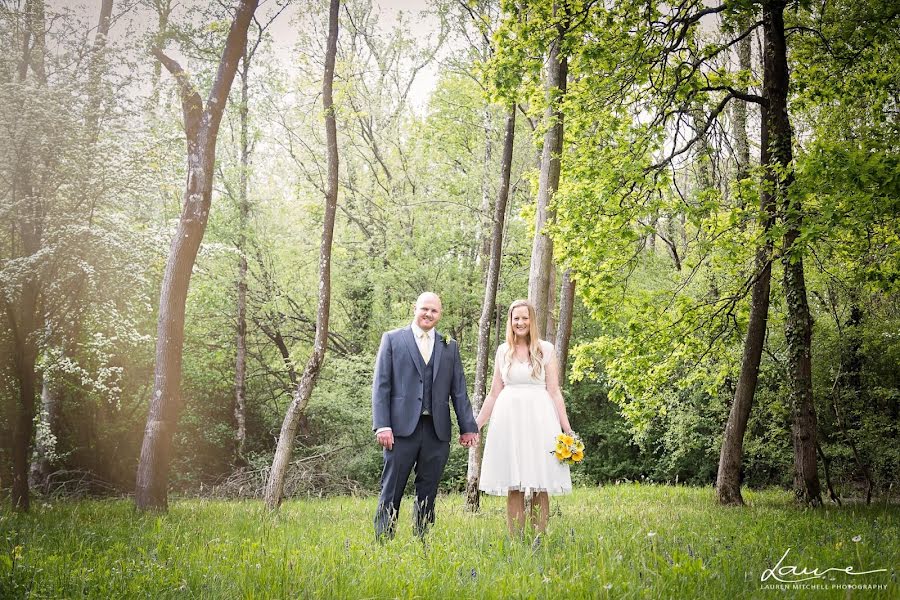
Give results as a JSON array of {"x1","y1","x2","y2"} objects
[
  {"x1": 413, "y1": 293, "x2": 442, "y2": 332},
  {"x1": 510, "y1": 305, "x2": 530, "y2": 340}
]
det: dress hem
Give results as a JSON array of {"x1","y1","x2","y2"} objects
[{"x1": 479, "y1": 484, "x2": 572, "y2": 496}]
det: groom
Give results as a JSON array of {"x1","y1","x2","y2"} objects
[{"x1": 372, "y1": 292, "x2": 479, "y2": 540}]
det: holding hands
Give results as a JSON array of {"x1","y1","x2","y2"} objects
[{"x1": 459, "y1": 432, "x2": 479, "y2": 448}]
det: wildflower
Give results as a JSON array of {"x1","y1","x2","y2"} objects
[{"x1": 852, "y1": 535, "x2": 862, "y2": 543}]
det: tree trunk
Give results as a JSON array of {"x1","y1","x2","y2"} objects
[
  {"x1": 84, "y1": 0, "x2": 113, "y2": 139},
  {"x1": 527, "y1": 19, "x2": 567, "y2": 333},
  {"x1": 233, "y1": 46, "x2": 250, "y2": 462},
  {"x1": 715, "y1": 211, "x2": 773, "y2": 503},
  {"x1": 264, "y1": 0, "x2": 340, "y2": 510},
  {"x1": 135, "y1": 0, "x2": 258, "y2": 512},
  {"x1": 717, "y1": 0, "x2": 809, "y2": 507},
  {"x1": 466, "y1": 105, "x2": 515, "y2": 511},
  {"x1": 762, "y1": 0, "x2": 821, "y2": 507},
  {"x1": 147, "y1": 0, "x2": 174, "y2": 115},
  {"x1": 476, "y1": 103, "x2": 493, "y2": 275},
  {"x1": 30, "y1": 370, "x2": 60, "y2": 494},
  {"x1": 732, "y1": 18, "x2": 751, "y2": 185},
  {"x1": 7, "y1": 286, "x2": 38, "y2": 511},
  {"x1": 555, "y1": 270, "x2": 575, "y2": 376},
  {"x1": 4, "y1": 0, "x2": 46, "y2": 512}
]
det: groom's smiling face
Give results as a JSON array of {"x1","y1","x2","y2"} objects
[{"x1": 413, "y1": 294, "x2": 442, "y2": 332}]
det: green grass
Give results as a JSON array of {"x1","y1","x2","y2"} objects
[{"x1": 1, "y1": 485, "x2": 896, "y2": 599}]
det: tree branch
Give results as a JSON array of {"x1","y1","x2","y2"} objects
[{"x1": 151, "y1": 47, "x2": 203, "y2": 138}]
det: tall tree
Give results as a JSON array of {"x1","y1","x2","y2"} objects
[
  {"x1": 528, "y1": 2, "x2": 568, "y2": 336},
  {"x1": 555, "y1": 270, "x2": 575, "y2": 374},
  {"x1": 264, "y1": 0, "x2": 340, "y2": 510},
  {"x1": 466, "y1": 104, "x2": 516, "y2": 511},
  {"x1": 716, "y1": 41, "x2": 775, "y2": 505},
  {"x1": 135, "y1": 0, "x2": 258, "y2": 512},
  {"x1": 233, "y1": 46, "x2": 250, "y2": 460},
  {"x1": 774, "y1": 0, "x2": 821, "y2": 507},
  {"x1": 231, "y1": 4, "x2": 285, "y2": 463},
  {"x1": 2, "y1": 0, "x2": 47, "y2": 512}
]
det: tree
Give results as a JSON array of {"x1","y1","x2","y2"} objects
[
  {"x1": 527, "y1": 2, "x2": 569, "y2": 337},
  {"x1": 1, "y1": 0, "x2": 47, "y2": 511},
  {"x1": 135, "y1": 0, "x2": 258, "y2": 512},
  {"x1": 230, "y1": 2, "x2": 287, "y2": 463},
  {"x1": 264, "y1": 0, "x2": 340, "y2": 510},
  {"x1": 768, "y1": 0, "x2": 821, "y2": 505},
  {"x1": 716, "y1": 18, "x2": 774, "y2": 508},
  {"x1": 466, "y1": 104, "x2": 516, "y2": 510}
]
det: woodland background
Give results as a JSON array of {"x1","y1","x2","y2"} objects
[{"x1": 1, "y1": 0, "x2": 898, "y2": 512}]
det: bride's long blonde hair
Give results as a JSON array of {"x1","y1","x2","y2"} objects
[{"x1": 504, "y1": 299, "x2": 544, "y2": 380}]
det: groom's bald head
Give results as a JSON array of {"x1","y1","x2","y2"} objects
[{"x1": 413, "y1": 292, "x2": 442, "y2": 331}]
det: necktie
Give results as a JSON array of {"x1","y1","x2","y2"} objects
[{"x1": 419, "y1": 332, "x2": 431, "y2": 364}]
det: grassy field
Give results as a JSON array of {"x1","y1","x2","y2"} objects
[{"x1": 1, "y1": 484, "x2": 896, "y2": 599}]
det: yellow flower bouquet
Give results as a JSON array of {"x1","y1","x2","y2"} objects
[{"x1": 552, "y1": 432, "x2": 585, "y2": 465}]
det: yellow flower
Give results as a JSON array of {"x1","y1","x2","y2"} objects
[
  {"x1": 560, "y1": 434, "x2": 575, "y2": 446},
  {"x1": 575, "y1": 441, "x2": 585, "y2": 452},
  {"x1": 554, "y1": 450, "x2": 566, "y2": 461},
  {"x1": 572, "y1": 451, "x2": 584, "y2": 462},
  {"x1": 559, "y1": 446, "x2": 572, "y2": 459}
]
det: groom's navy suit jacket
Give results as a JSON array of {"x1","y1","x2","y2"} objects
[{"x1": 372, "y1": 326, "x2": 477, "y2": 441}]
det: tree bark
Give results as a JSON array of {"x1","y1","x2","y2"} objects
[
  {"x1": 732, "y1": 17, "x2": 752, "y2": 185},
  {"x1": 466, "y1": 105, "x2": 515, "y2": 511},
  {"x1": 715, "y1": 211, "x2": 773, "y2": 503},
  {"x1": 135, "y1": 0, "x2": 258, "y2": 512},
  {"x1": 716, "y1": 0, "x2": 800, "y2": 507},
  {"x1": 264, "y1": 0, "x2": 340, "y2": 510},
  {"x1": 767, "y1": 0, "x2": 821, "y2": 507},
  {"x1": 476, "y1": 103, "x2": 493, "y2": 275},
  {"x1": 527, "y1": 12, "x2": 567, "y2": 334},
  {"x1": 30, "y1": 369, "x2": 59, "y2": 494},
  {"x1": 555, "y1": 269, "x2": 575, "y2": 376},
  {"x1": 233, "y1": 46, "x2": 250, "y2": 463}
]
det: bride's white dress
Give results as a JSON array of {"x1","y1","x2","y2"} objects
[{"x1": 479, "y1": 341, "x2": 572, "y2": 496}]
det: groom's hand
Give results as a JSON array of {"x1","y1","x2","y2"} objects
[
  {"x1": 376, "y1": 429, "x2": 394, "y2": 451},
  {"x1": 459, "y1": 433, "x2": 478, "y2": 448}
]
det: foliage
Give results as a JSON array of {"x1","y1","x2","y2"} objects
[{"x1": 1, "y1": 0, "x2": 899, "y2": 506}]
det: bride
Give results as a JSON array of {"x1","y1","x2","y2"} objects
[{"x1": 476, "y1": 299, "x2": 573, "y2": 536}]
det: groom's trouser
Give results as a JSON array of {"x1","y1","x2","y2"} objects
[{"x1": 374, "y1": 415, "x2": 450, "y2": 540}]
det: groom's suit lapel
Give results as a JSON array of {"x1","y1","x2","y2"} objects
[
  {"x1": 431, "y1": 331, "x2": 444, "y2": 382},
  {"x1": 402, "y1": 326, "x2": 424, "y2": 376}
]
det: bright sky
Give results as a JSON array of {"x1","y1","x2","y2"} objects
[{"x1": 66, "y1": 0, "x2": 444, "y2": 110}]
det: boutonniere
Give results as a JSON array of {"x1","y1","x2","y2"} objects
[{"x1": 442, "y1": 336, "x2": 453, "y2": 347}]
